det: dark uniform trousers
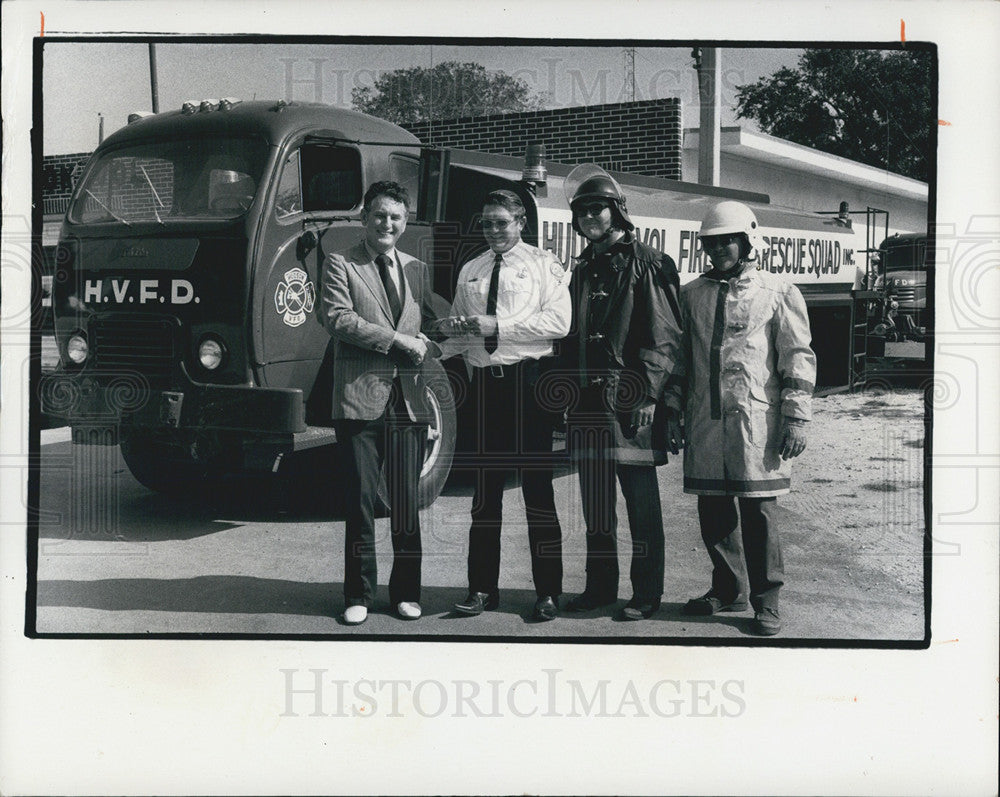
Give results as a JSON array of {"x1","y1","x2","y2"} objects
[
  {"x1": 568, "y1": 384, "x2": 665, "y2": 604},
  {"x1": 334, "y1": 379, "x2": 426, "y2": 608},
  {"x1": 467, "y1": 360, "x2": 563, "y2": 598},
  {"x1": 697, "y1": 495, "x2": 784, "y2": 611}
]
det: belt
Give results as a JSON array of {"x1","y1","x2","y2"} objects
[
  {"x1": 481, "y1": 363, "x2": 521, "y2": 379},
  {"x1": 477, "y1": 359, "x2": 539, "y2": 379}
]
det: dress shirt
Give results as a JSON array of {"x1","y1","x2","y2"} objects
[{"x1": 446, "y1": 240, "x2": 572, "y2": 367}]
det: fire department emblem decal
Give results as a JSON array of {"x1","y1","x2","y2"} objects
[{"x1": 274, "y1": 268, "x2": 315, "y2": 327}]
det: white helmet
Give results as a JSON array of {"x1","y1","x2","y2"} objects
[{"x1": 699, "y1": 201, "x2": 762, "y2": 262}]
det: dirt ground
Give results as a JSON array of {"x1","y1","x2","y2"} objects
[{"x1": 769, "y1": 384, "x2": 927, "y2": 634}]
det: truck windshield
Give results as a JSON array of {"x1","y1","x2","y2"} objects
[
  {"x1": 69, "y1": 137, "x2": 268, "y2": 224},
  {"x1": 882, "y1": 238, "x2": 926, "y2": 272}
]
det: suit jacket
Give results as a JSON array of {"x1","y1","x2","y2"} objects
[{"x1": 320, "y1": 240, "x2": 443, "y2": 422}]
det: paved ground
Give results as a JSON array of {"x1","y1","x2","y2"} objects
[{"x1": 32, "y1": 388, "x2": 926, "y2": 643}]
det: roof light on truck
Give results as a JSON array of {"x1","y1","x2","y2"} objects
[
  {"x1": 837, "y1": 201, "x2": 851, "y2": 227},
  {"x1": 127, "y1": 111, "x2": 155, "y2": 124},
  {"x1": 182, "y1": 101, "x2": 198, "y2": 114},
  {"x1": 219, "y1": 97, "x2": 241, "y2": 111},
  {"x1": 521, "y1": 143, "x2": 547, "y2": 196},
  {"x1": 522, "y1": 143, "x2": 547, "y2": 182}
]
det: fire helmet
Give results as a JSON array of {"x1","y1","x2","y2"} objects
[
  {"x1": 565, "y1": 163, "x2": 634, "y2": 234},
  {"x1": 699, "y1": 201, "x2": 762, "y2": 261}
]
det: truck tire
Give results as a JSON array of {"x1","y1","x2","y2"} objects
[
  {"x1": 371, "y1": 360, "x2": 456, "y2": 512},
  {"x1": 416, "y1": 359, "x2": 457, "y2": 508},
  {"x1": 119, "y1": 429, "x2": 218, "y2": 495}
]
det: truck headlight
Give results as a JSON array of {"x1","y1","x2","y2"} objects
[
  {"x1": 198, "y1": 337, "x2": 226, "y2": 370},
  {"x1": 66, "y1": 334, "x2": 88, "y2": 364}
]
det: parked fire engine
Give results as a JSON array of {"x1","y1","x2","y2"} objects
[
  {"x1": 870, "y1": 232, "x2": 929, "y2": 341},
  {"x1": 41, "y1": 99, "x2": 894, "y2": 504}
]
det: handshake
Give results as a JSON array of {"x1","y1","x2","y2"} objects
[
  {"x1": 392, "y1": 332, "x2": 441, "y2": 366},
  {"x1": 436, "y1": 315, "x2": 498, "y2": 337}
]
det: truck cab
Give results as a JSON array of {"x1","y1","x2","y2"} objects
[
  {"x1": 872, "y1": 232, "x2": 928, "y2": 340},
  {"x1": 43, "y1": 99, "x2": 456, "y2": 503}
]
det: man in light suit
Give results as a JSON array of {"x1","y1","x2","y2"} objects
[{"x1": 321, "y1": 180, "x2": 442, "y2": 625}]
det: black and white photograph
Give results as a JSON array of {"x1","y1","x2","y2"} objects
[
  {"x1": 1, "y1": 1, "x2": 997, "y2": 795},
  {"x1": 31, "y1": 38, "x2": 934, "y2": 642}
]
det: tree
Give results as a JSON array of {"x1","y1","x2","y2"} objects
[
  {"x1": 735, "y1": 49, "x2": 933, "y2": 182},
  {"x1": 352, "y1": 61, "x2": 546, "y2": 124}
]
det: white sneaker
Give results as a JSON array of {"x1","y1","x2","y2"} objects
[
  {"x1": 343, "y1": 605, "x2": 368, "y2": 625},
  {"x1": 396, "y1": 601, "x2": 422, "y2": 620}
]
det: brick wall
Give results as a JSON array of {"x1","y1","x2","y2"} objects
[
  {"x1": 404, "y1": 98, "x2": 682, "y2": 179},
  {"x1": 41, "y1": 98, "x2": 683, "y2": 214},
  {"x1": 41, "y1": 152, "x2": 91, "y2": 215}
]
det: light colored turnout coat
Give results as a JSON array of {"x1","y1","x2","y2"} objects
[{"x1": 669, "y1": 265, "x2": 816, "y2": 497}]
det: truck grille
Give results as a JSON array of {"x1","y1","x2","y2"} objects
[
  {"x1": 91, "y1": 317, "x2": 177, "y2": 386},
  {"x1": 894, "y1": 287, "x2": 917, "y2": 304}
]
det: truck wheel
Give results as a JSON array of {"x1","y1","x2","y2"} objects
[
  {"x1": 119, "y1": 429, "x2": 216, "y2": 495},
  {"x1": 416, "y1": 360, "x2": 457, "y2": 508},
  {"x1": 373, "y1": 364, "x2": 456, "y2": 512},
  {"x1": 372, "y1": 359, "x2": 457, "y2": 510}
]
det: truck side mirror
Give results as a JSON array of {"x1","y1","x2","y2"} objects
[
  {"x1": 417, "y1": 148, "x2": 450, "y2": 223},
  {"x1": 297, "y1": 229, "x2": 318, "y2": 260}
]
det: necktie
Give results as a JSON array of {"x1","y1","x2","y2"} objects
[
  {"x1": 375, "y1": 253, "x2": 402, "y2": 324},
  {"x1": 484, "y1": 252, "x2": 502, "y2": 354}
]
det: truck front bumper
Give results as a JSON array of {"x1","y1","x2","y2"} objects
[{"x1": 39, "y1": 365, "x2": 307, "y2": 437}]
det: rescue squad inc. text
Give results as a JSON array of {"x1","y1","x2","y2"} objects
[
  {"x1": 677, "y1": 229, "x2": 855, "y2": 275},
  {"x1": 541, "y1": 218, "x2": 854, "y2": 278}
]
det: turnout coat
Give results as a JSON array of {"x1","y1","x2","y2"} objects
[
  {"x1": 560, "y1": 235, "x2": 683, "y2": 466},
  {"x1": 667, "y1": 265, "x2": 816, "y2": 497},
  {"x1": 320, "y1": 240, "x2": 442, "y2": 423}
]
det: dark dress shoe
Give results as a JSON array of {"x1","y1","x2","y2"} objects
[
  {"x1": 682, "y1": 591, "x2": 750, "y2": 616},
  {"x1": 454, "y1": 591, "x2": 499, "y2": 616},
  {"x1": 565, "y1": 592, "x2": 617, "y2": 612},
  {"x1": 620, "y1": 598, "x2": 661, "y2": 620},
  {"x1": 532, "y1": 596, "x2": 558, "y2": 621},
  {"x1": 751, "y1": 607, "x2": 782, "y2": 636}
]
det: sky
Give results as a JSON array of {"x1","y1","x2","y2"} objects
[{"x1": 41, "y1": 41, "x2": 803, "y2": 154}]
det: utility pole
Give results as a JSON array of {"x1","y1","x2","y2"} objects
[
  {"x1": 694, "y1": 46, "x2": 721, "y2": 186},
  {"x1": 149, "y1": 43, "x2": 159, "y2": 113},
  {"x1": 623, "y1": 47, "x2": 636, "y2": 103}
]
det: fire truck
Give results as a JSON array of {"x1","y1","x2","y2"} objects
[
  {"x1": 41, "y1": 99, "x2": 891, "y2": 504},
  {"x1": 870, "y1": 232, "x2": 929, "y2": 341}
]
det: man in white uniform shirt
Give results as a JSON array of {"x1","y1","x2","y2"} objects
[{"x1": 442, "y1": 190, "x2": 572, "y2": 621}]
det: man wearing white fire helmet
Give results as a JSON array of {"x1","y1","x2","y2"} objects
[{"x1": 664, "y1": 201, "x2": 816, "y2": 636}]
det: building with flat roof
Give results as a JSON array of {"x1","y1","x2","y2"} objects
[{"x1": 682, "y1": 126, "x2": 929, "y2": 235}]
